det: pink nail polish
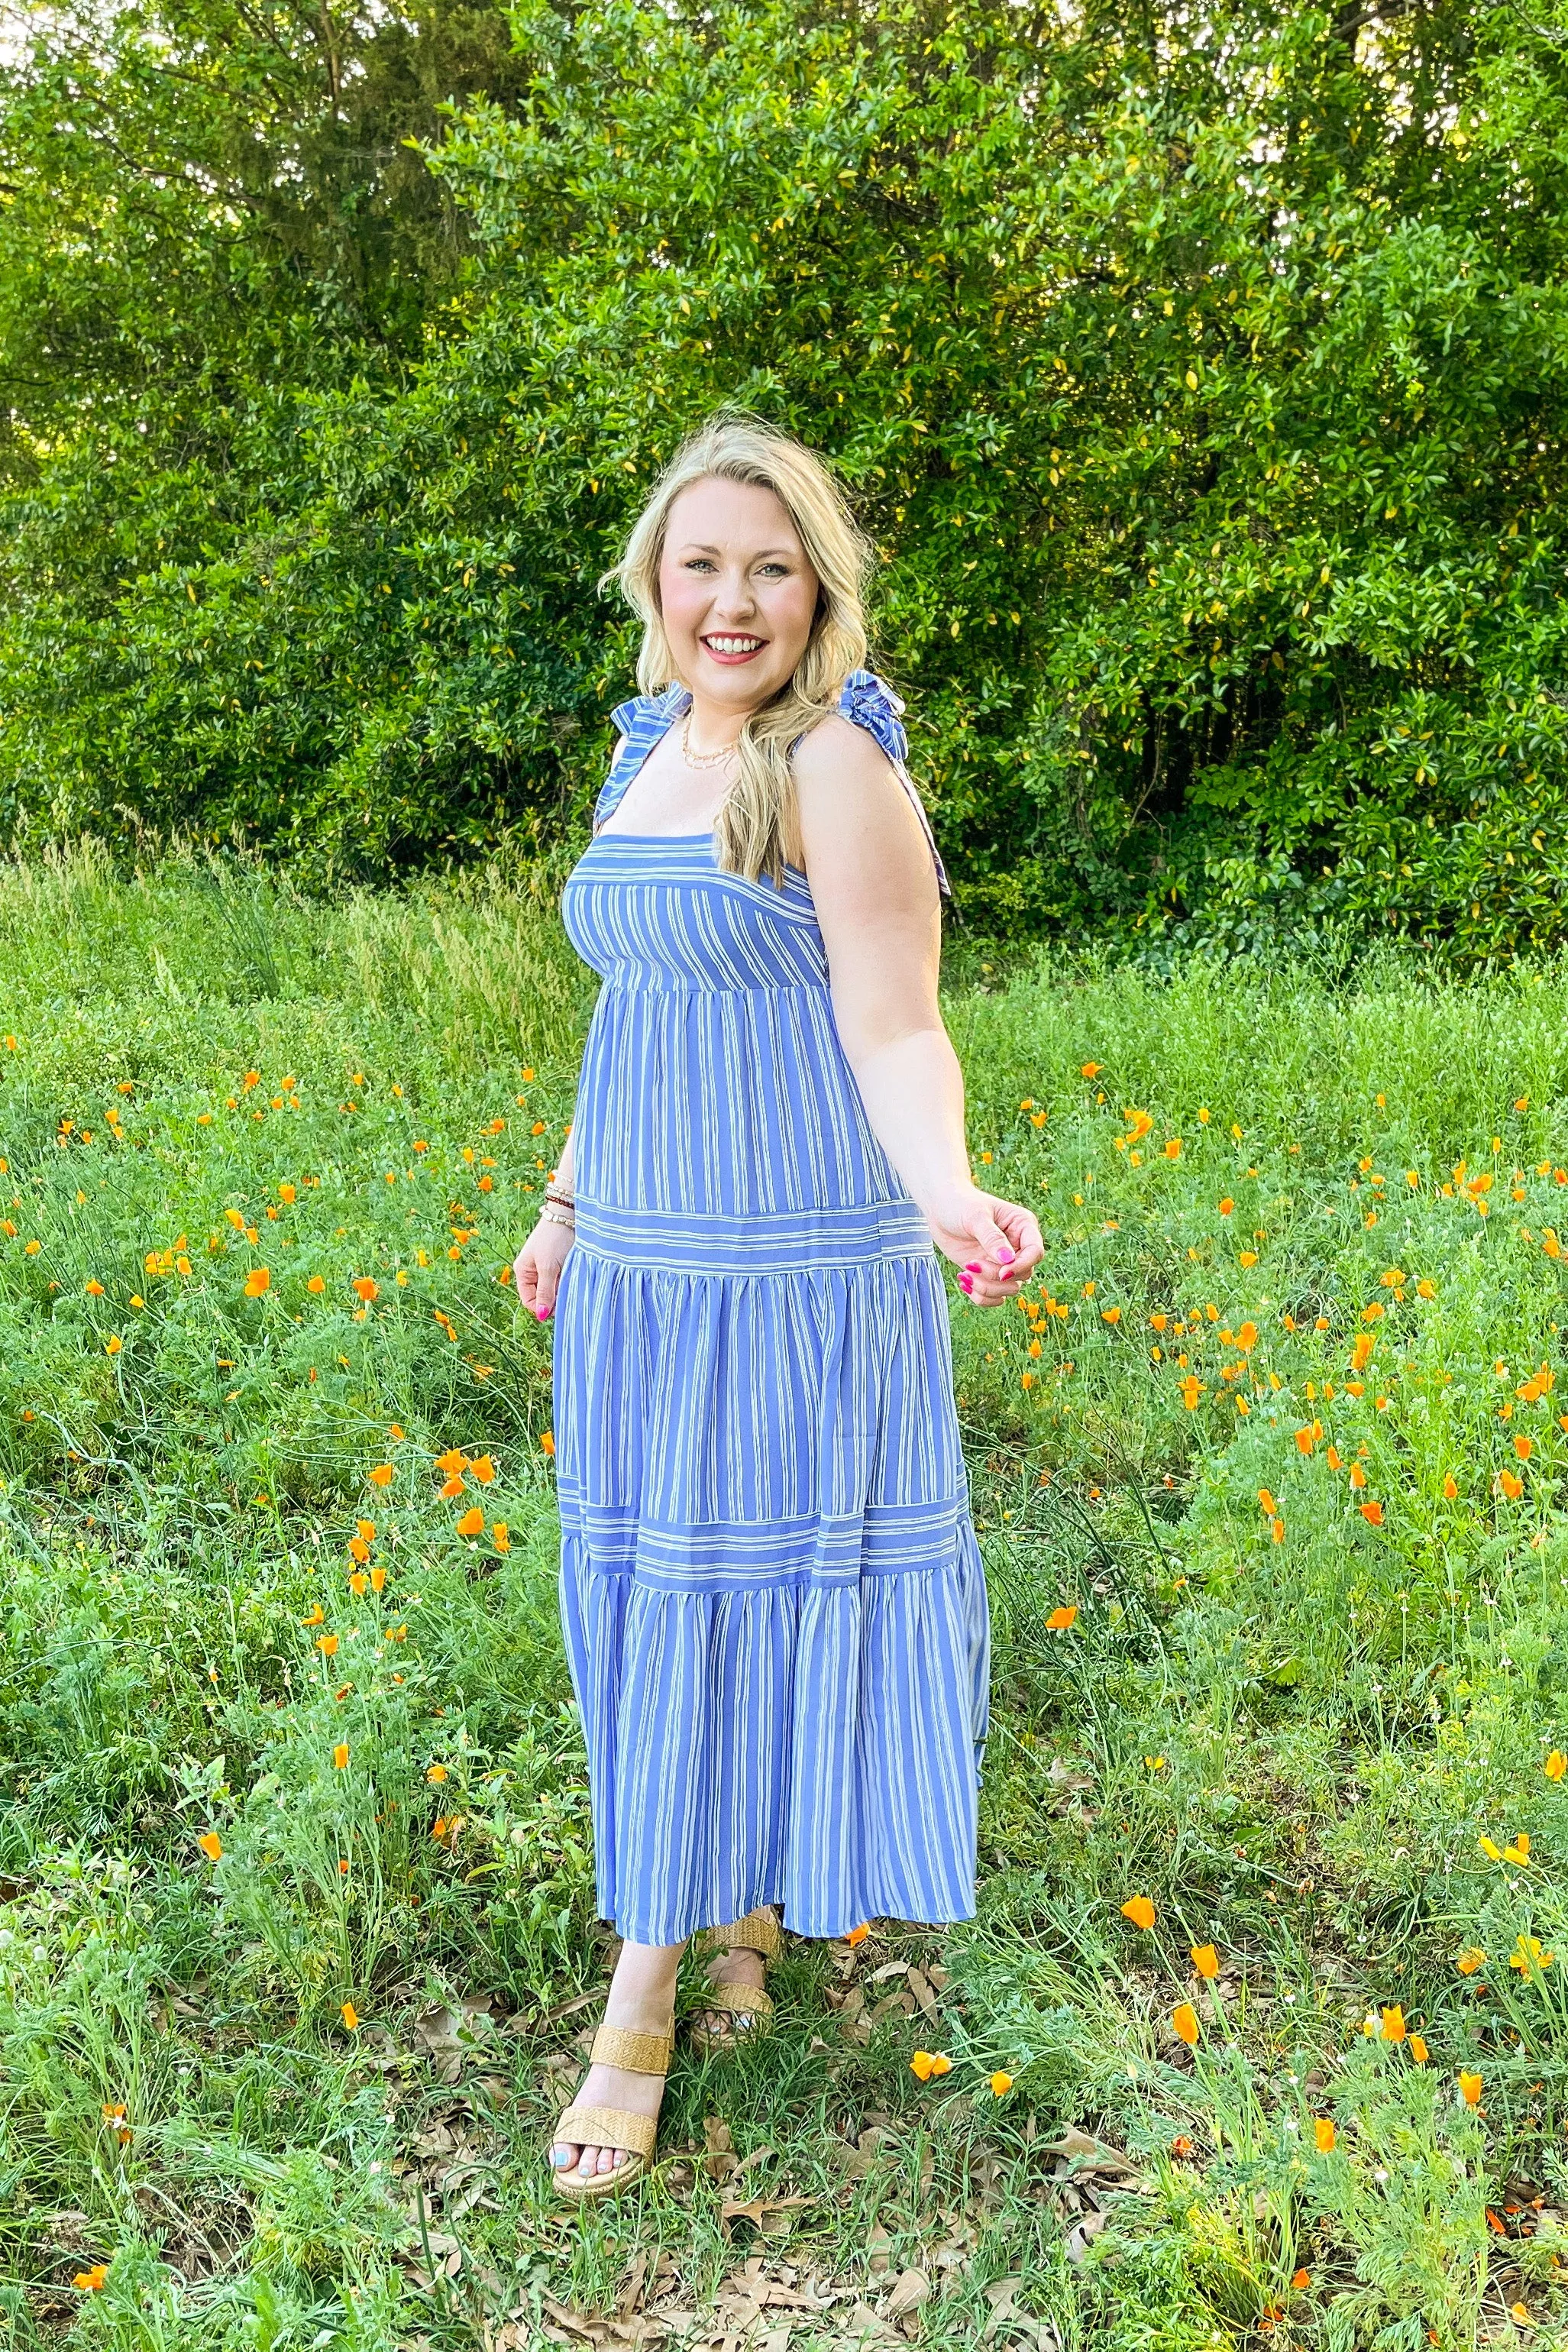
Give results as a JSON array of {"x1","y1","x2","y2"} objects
[
  {"x1": 965, "y1": 1263, "x2": 983, "y2": 1274},
  {"x1": 959, "y1": 1276, "x2": 973, "y2": 1293}
]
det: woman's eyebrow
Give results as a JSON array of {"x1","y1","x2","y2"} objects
[{"x1": 673, "y1": 541, "x2": 799, "y2": 559}]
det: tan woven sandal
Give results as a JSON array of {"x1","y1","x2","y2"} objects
[
  {"x1": 690, "y1": 1906, "x2": 782, "y2": 2055},
  {"x1": 549, "y1": 2017, "x2": 674, "y2": 2202}
]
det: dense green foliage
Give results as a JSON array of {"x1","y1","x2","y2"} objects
[
  {"x1": 5, "y1": 859, "x2": 1568, "y2": 2341},
  {"x1": 2, "y1": 0, "x2": 1568, "y2": 944}
]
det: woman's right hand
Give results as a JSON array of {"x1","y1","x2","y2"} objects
[{"x1": 513, "y1": 1218, "x2": 574, "y2": 1322}]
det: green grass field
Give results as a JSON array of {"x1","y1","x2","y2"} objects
[{"x1": 5, "y1": 848, "x2": 1568, "y2": 2350}]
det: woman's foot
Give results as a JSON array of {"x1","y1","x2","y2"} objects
[
  {"x1": 692, "y1": 1906, "x2": 780, "y2": 2051},
  {"x1": 697, "y1": 1940, "x2": 768, "y2": 2043},
  {"x1": 550, "y1": 1940, "x2": 681, "y2": 2185}
]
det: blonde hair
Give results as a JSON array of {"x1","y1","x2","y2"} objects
[{"x1": 606, "y1": 412, "x2": 871, "y2": 886}]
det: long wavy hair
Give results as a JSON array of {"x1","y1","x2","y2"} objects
[{"x1": 605, "y1": 412, "x2": 871, "y2": 886}]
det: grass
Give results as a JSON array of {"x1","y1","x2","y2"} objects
[{"x1": 3, "y1": 843, "x2": 1568, "y2": 2348}]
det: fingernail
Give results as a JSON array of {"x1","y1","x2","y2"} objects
[
  {"x1": 965, "y1": 1263, "x2": 983, "y2": 1274},
  {"x1": 997, "y1": 1246, "x2": 1014, "y2": 1263},
  {"x1": 959, "y1": 1276, "x2": 973, "y2": 1293}
]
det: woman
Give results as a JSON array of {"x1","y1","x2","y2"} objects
[{"x1": 512, "y1": 413, "x2": 1043, "y2": 2198}]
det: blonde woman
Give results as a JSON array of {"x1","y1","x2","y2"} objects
[{"x1": 512, "y1": 413, "x2": 1043, "y2": 2198}]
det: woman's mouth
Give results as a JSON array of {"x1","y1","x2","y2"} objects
[{"x1": 700, "y1": 633, "x2": 768, "y2": 665}]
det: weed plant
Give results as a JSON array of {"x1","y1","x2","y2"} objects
[{"x1": 2, "y1": 851, "x2": 1566, "y2": 2346}]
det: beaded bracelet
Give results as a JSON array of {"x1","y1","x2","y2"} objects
[{"x1": 538, "y1": 1202, "x2": 576, "y2": 1231}]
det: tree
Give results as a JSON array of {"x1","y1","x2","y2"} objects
[{"x1": 2, "y1": 0, "x2": 1567, "y2": 953}]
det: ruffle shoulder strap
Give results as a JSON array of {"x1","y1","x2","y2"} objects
[{"x1": 834, "y1": 668, "x2": 950, "y2": 897}]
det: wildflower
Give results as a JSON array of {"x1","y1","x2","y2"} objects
[
  {"x1": 1295, "y1": 1425, "x2": 1317, "y2": 1456},
  {"x1": 244, "y1": 1267, "x2": 271, "y2": 1298},
  {"x1": 1458, "y1": 2071, "x2": 1482, "y2": 2107},
  {"x1": 1164, "y1": 1139, "x2": 1182, "y2": 1160},
  {"x1": 1381, "y1": 2005, "x2": 1407, "y2": 2042},
  {"x1": 1101, "y1": 1305, "x2": 1121, "y2": 1325},
  {"x1": 1546, "y1": 1751, "x2": 1566, "y2": 1781},
  {"x1": 302, "y1": 1603, "x2": 325, "y2": 1626},
  {"x1": 1456, "y1": 1947, "x2": 1486, "y2": 1975},
  {"x1": 1498, "y1": 1470, "x2": 1524, "y2": 1500},
  {"x1": 1291, "y1": 2268, "x2": 1311, "y2": 2291},
  {"x1": 456, "y1": 1505, "x2": 484, "y2": 1537},
  {"x1": 367, "y1": 1463, "x2": 394, "y2": 1487},
  {"x1": 492, "y1": 1522, "x2": 510, "y2": 1553},
  {"x1": 1359, "y1": 1500, "x2": 1384, "y2": 1527},
  {"x1": 1417, "y1": 1277, "x2": 1436, "y2": 1298},
  {"x1": 1218, "y1": 1197, "x2": 1233, "y2": 1216},
  {"x1": 1239, "y1": 1250, "x2": 1258, "y2": 1267},
  {"x1": 427, "y1": 1763, "x2": 448, "y2": 1784},
  {"x1": 1191, "y1": 1944, "x2": 1220, "y2": 1980},
  {"x1": 356, "y1": 1519, "x2": 375, "y2": 1542},
  {"x1": 1169, "y1": 2134, "x2": 1195, "y2": 2157},
  {"x1": 1515, "y1": 1434, "x2": 1534, "y2": 1462},
  {"x1": 348, "y1": 1571, "x2": 368, "y2": 1597},
  {"x1": 1046, "y1": 1605, "x2": 1078, "y2": 1631},
  {"x1": 439, "y1": 1473, "x2": 466, "y2": 1498},
  {"x1": 1171, "y1": 2003, "x2": 1200, "y2": 2048},
  {"x1": 1505, "y1": 1833, "x2": 1531, "y2": 1865},
  {"x1": 341, "y1": 2002, "x2": 359, "y2": 2030},
  {"x1": 1409, "y1": 2035, "x2": 1429, "y2": 2064},
  {"x1": 1257, "y1": 1488, "x2": 1277, "y2": 1517},
  {"x1": 989, "y1": 2071, "x2": 1013, "y2": 2095},
  {"x1": 1444, "y1": 1474, "x2": 1459, "y2": 1500},
  {"x1": 910, "y1": 2050, "x2": 952, "y2": 2079},
  {"x1": 351, "y1": 1276, "x2": 379, "y2": 1303},
  {"x1": 197, "y1": 1832, "x2": 223, "y2": 1861},
  {"x1": 105, "y1": 1334, "x2": 122, "y2": 1355},
  {"x1": 348, "y1": 1536, "x2": 370, "y2": 1564},
  {"x1": 74, "y1": 2266, "x2": 109, "y2": 2292},
  {"x1": 306, "y1": 1273, "x2": 325, "y2": 1293},
  {"x1": 1314, "y1": 2117, "x2": 1337, "y2": 2153},
  {"x1": 279, "y1": 1182, "x2": 296, "y2": 1204},
  {"x1": 86, "y1": 1278, "x2": 105, "y2": 1296},
  {"x1": 1081, "y1": 1062, "x2": 1100, "y2": 1078},
  {"x1": 1121, "y1": 1895, "x2": 1156, "y2": 1930},
  {"x1": 333, "y1": 1742, "x2": 349, "y2": 1770},
  {"x1": 540, "y1": 1431, "x2": 555, "y2": 1457},
  {"x1": 1510, "y1": 1934, "x2": 1553, "y2": 1973},
  {"x1": 1179, "y1": 1375, "x2": 1202, "y2": 1409},
  {"x1": 470, "y1": 1454, "x2": 496, "y2": 1483},
  {"x1": 845, "y1": 1923, "x2": 870, "y2": 1946},
  {"x1": 317, "y1": 1633, "x2": 339, "y2": 1658},
  {"x1": 1271, "y1": 1517, "x2": 1285, "y2": 1545},
  {"x1": 370, "y1": 1564, "x2": 386, "y2": 1591}
]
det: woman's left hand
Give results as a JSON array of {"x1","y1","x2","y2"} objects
[{"x1": 927, "y1": 1187, "x2": 1044, "y2": 1305}]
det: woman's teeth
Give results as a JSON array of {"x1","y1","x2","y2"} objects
[{"x1": 705, "y1": 636, "x2": 764, "y2": 654}]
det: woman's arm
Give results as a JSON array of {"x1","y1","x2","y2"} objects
[
  {"x1": 794, "y1": 717, "x2": 1042, "y2": 1306},
  {"x1": 512, "y1": 1126, "x2": 577, "y2": 1321}
]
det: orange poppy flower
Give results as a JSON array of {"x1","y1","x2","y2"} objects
[
  {"x1": 341, "y1": 2001, "x2": 359, "y2": 2030},
  {"x1": 1380, "y1": 2005, "x2": 1406, "y2": 2042},
  {"x1": 1515, "y1": 1434, "x2": 1534, "y2": 1462},
  {"x1": 367, "y1": 1463, "x2": 394, "y2": 1487},
  {"x1": 1046, "y1": 1605, "x2": 1078, "y2": 1631},
  {"x1": 1171, "y1": 2003, "x2": 1200, "y2": 2048},
  {"x1": 243, "y1": 1268, "x2": 270, "y2": 1298},
  {"x1": 197, "y1": 1832, "x2": 223, "y2": 1861},
  {"x1": 1359, "y1": 1500, "x2": 1384, "y2": 1526},
  {"x1": 351, "y1": 1276, "x2": 379, "y2": 1303},
  {"x1": 317, "y1": 1633, "x2": 339, "y2": 1658},
  {"x1": 1544, "y1": 1751, "x2": 1566, "y2": 1781},
  {"x1": 1458, "y1": 2071, "x2": 1482, "y2": 2107},
  {"x1": 492, "y1": 1523, "x2": 510, "y2": 1553},
  {"x1": 845, "y1": 1923, "x2": 870, "y2": 1946},
  {"x1": 1314, "y1": 2117, "x2": 1336, "y2": 2153},
  {"x1": 455, "y1": 1505, "x2": 484, "y2": 1537},
  {"x1": 1120, "y1": 1896, "x2": 1156, "y2": 1930},
  {"x1": 1409, "y1": 2034, "x2": 1429, "y2": 2064},
  {"x1": 1191, "y1": 1944, "x2": 1220, "y2": 1981},
  {"x1": 370, "y1": 1565, "x2": 386, "y2": 1592},
  {"x1": 1257, "y1": 1488, "x2": 1277, "y2": 1517},
  {"x1": 306, "y1": 1274, "x2": 325, "y2": 1293},
  {"x1": 1498, "y1": 1470, "x2": 1524, "y2": 1500},
  {"x1": 989, "y1": 2072, "x2": 1013, "y2": 2095},
  {"x1": 332, "y1": 1742, "x2": 349, "y2": 1769},
  {"x1": 471, "y1": 1454, "x2": 496, "y2": 1483}
]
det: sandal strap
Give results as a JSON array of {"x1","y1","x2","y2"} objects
[
  {"x1": 709, "y1": 1906, "x2": 782, "y2": 1960},
  {"x1": 702, "y1": 1982, "x2": 774, "y2": 2020},
  {"x1": 590, "y1": 2022, "x2": 674, "y2": 2075},
  {"x1": 556, "y1": 2102, "x2": 658, "y2": 2160}
]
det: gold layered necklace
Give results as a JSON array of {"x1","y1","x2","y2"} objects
[{"x1": 681, "y1": 711, "x2": 739, "y2": 772}]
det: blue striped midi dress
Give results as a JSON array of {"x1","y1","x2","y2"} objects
[{"x1": 554, "y1": 669, "x2": 989, "y2": 1947}]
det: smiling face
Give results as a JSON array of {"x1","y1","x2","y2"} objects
[{"x1": 656, "y1": 475, "x2": 821, "y2": 720}]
